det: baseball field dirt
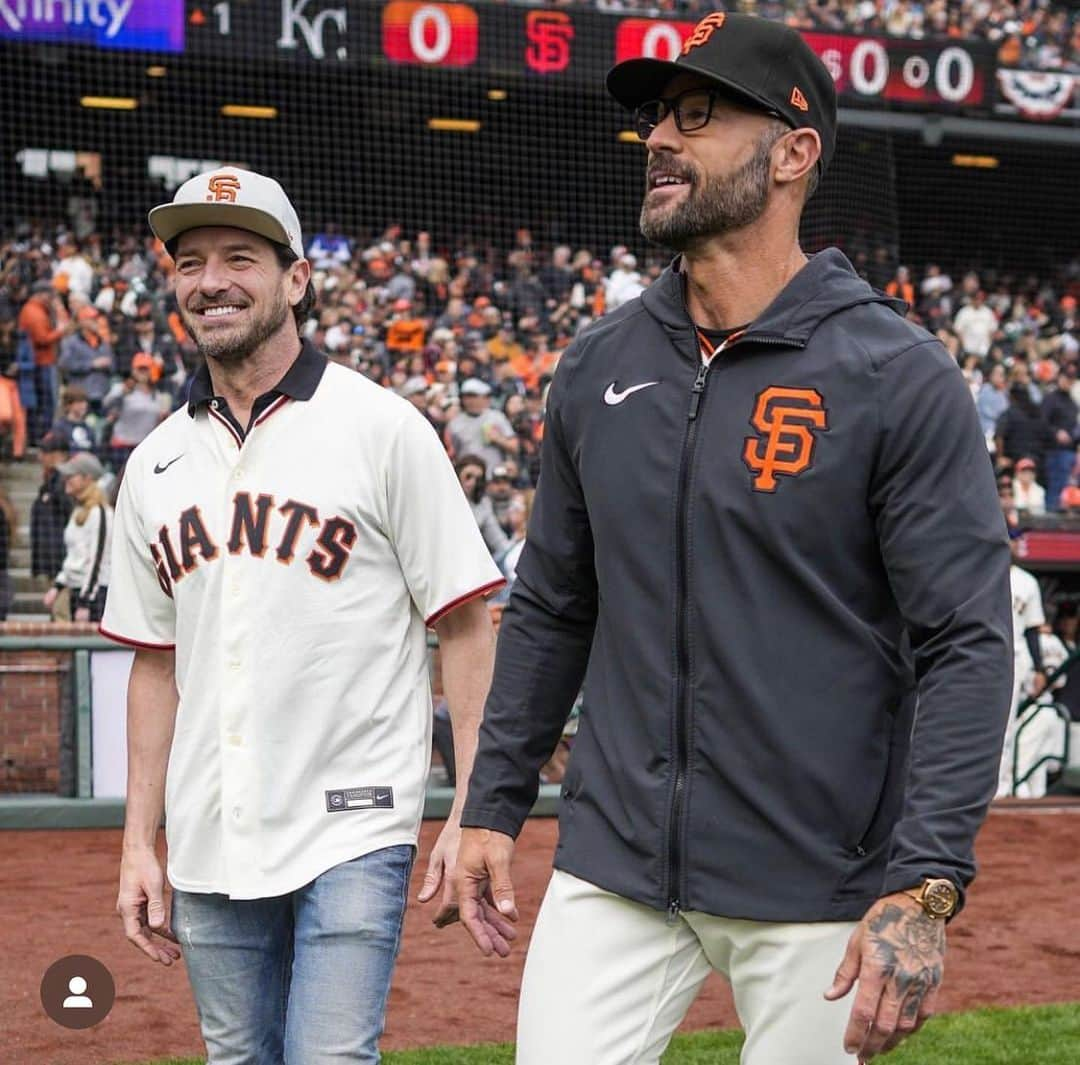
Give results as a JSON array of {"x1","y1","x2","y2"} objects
[{"x1": 2, "y1": 804, "x2": 1078, "y2": 1064}]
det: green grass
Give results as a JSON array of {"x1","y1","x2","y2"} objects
[{"x1": 129, "y1": 1002, "x2": 1080, "y2": 1065}]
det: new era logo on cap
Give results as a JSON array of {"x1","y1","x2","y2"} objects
[{"x1": 790, "y1": 86, "x2": 809, "y2": 112}]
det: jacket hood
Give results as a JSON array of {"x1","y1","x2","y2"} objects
[{"x1": 640, "y1": 247, "x2": 908, "y2": 352}]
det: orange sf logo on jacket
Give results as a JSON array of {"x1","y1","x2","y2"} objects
[{"x1": 743, "y1": 386, "x2": 828, "y2": 492}]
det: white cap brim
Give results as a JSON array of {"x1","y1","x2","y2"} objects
[{"x1": 148, "y1": 202, "x2": 302, "y2": 260}]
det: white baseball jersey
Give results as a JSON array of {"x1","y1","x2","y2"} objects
[
  {"x1": 1010, "y1": 564, "x2": 1045, "y2": 669},
  {"x1": 102, "y1": 343, "x2": 503, "y2": 899}
]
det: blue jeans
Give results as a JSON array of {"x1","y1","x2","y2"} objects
[
  {"x1": 1045, "y1": 448, "x2": 1074, "y2": 512},
  {"x1": 172, "y1": 845, "x2": 415, "y2": 1065}
]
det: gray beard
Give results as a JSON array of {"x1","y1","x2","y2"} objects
[
  {"x1": 640, "y1": 130, "x2": 777, "y2": 251},
  {"x1": 184, "y1": 291, "x2": 290, "y2": 365}
]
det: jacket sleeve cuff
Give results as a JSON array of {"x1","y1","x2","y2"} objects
[{"x1": 459, "y1": 804, "x2": 529, "y2": 840}]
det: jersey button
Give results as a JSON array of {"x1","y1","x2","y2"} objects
[
  {"x1": 228, "y1": 658, "x2": 241, "y2": 671},
  {"x1": 228, "y1": 733, "x2": 242, "y2": 747},
  {"x1": 233, "y1": 467, "x2": 245, "y2": 480},
  {"x1": 232, "y1": 806, "x2": 242, "y2": 820}
]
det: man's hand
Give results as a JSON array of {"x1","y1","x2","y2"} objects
[
  {"x1": 824, "y1": 893, "x2": 945, "y2": 1061},
  {"x1": 452, "y1": 827, "x2": 519, "y2": 958},
  {"x1": 117, "y1": 847, "x2": 181, "y2": 966},
  {"x1": 73, "y1": 606, "x2": 90, "y2": 623},
  {"x1": 417, "y1": 819, "x2": 465, "y2": 928}
]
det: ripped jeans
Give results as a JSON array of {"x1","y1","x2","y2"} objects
[{"x1": 171, "y1": 845, "x2": 414, "y2": 1065}]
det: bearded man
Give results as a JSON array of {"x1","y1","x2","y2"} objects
[
  {"x1": 103, "y1": 168, "x2": 503, "y2": 1064},
  {"x1": 452, "y1": 14, "x2": 1012, "y2": 1065}
]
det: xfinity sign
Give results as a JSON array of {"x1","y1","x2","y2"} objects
[{"x1": 0, "y1": 0, "x2": 184, "y2": 52}]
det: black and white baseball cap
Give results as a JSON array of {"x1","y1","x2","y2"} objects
[
  {"x1": 148, "y1": 167, "x2": 305, "y2": 260},
  {"x1": 607, "y1": 12, "x2": 838, "y2": 172}
]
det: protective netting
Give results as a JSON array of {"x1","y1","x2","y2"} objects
[{"x1": 0, "y1": 2, "x2": 1074, "y2": 281}]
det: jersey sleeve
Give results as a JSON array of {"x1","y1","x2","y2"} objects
[
  {"x1": 99, "y1": 470, "x2": 176, "y2": 649},
  {"x1": 1021, "y1": 574, "x2": 1046, "y2": 633},
  {"x1": 384, "y1": 407, "x2": 504, "y2": 626}
]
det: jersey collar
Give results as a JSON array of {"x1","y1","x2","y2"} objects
[{"x1": 186, "y1": 339, "x2": 329, "y2": 417}]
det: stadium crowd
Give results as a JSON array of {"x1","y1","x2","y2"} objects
[
  {"x1": 0, "y1": 220, "x2": 1078, "y2": 623},
  {"x1": 582, "y1": 0, "x2": 1080, "y2": 71}
]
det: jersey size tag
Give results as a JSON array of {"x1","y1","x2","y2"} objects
[{"x1": 325, "y1": 787, "x2": 395, "y2": 813}]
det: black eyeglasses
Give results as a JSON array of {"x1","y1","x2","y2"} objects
[
  {"x1": 633, "y1": 88, "x2": 781, "y2": 141},
  {"x1": 634, "y1": 88, "x2": 721, "y2": 141}
]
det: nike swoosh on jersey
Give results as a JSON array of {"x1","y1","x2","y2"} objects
[
  {"x1": 153, "y1": 455, "x2": 184, "y2": 474},
  {"x1": 604, "y1": 381, "x2": 660, "y2": 406}
]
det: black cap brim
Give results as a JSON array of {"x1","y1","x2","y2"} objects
[{"x1": 606, "y1": 57, "x2": 784, "y2": 122}]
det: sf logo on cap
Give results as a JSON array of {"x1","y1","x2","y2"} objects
[
  {"x1": 681, "y1": 13, "x2": 726, "y2": 55},
  {"x1": 743, "y1": 386, "x2": 828, "y2": 492},
  {"x1": 206, "y1": 174, "x2": 241, "y2": 203}
]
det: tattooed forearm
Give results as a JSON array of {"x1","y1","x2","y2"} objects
[{"x1": 867, "y1": 903, "x2": 946, "y2": 1002}]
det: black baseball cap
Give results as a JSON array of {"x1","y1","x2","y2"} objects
[{"x1": 607, "y1": 12, "x2": 837, "y2": 172}]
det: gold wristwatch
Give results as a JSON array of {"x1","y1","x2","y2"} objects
[{"x1": 902, "y1": 878, "x2": 959, "y2": 920}]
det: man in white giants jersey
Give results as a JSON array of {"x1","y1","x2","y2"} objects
[
  {"x1": 998, "y1": 537, "x2": 1048, "y2": 797},
  {"x1": 102, "y1": 168, "x2": 507, "y2": 1064}
]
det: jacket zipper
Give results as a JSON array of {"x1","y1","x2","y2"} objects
[
  {"x1": 668, "y1": 360, "x2": 708, "y2": 922},
  {"x1": 666, "y1": 331, "x2": 798, "y2": 923},
  {"x1": 668, "y1": 331, "x2": 741, "y2": 923}
]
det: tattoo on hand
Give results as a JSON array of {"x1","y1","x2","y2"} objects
[{"x1": 868, "y1": 903, "x2": 945, "y2": 1006}]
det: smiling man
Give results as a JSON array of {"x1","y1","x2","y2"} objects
[
  {"x1": 102, "y1": 168, "x2": 503, "y2": 1064},
  {"x1": 454, "y1": 14, "x2": 1013, "y2": 1065}
]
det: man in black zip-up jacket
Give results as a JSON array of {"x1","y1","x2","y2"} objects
[{"x1": 454, "y1": 15, "x2": 1012, "y2": 1065}]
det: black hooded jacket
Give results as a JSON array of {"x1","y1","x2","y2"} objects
[{"x1": 461, "y1": 249, "x2": 1012, "y2": 922}]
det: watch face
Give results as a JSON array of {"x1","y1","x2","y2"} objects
[{"x1": 924, "y1": 881, "x2": 957, "y2": 916}]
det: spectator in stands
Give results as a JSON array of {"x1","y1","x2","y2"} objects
[
  {"x1": 919, "y1": 262, "x2": 953, "y2": 311},
  {"x1": 51, "y1": 387, "x2": 96, "y2": 455},
  {"x1": 52, "y1": 234, "x2": 95, "y2": 301},
  {"x1": 30, "y1": 432, "x2": 73, "y2": 586},
  {"x1": 59, "y1": 306, "x2": 114, "y2": 414},
  {"x1": 1038, "y1": 369, "x2": 1079, "y2": 509},
  {"x1": 486, "y1": 463, "x2": 516, "y2": 536},
  {"x1": 954, "y1": 289, "x2": 999, "y2": 359},
  {"x1": 996, "y1": 383, "x2": 1056, "y2": 477},
  {"x1": 885, "y1": 265, "x2": 915, "y2": 306},
  {"x1": 306, "y1": 223, "x2": 353, "y2": 271},
  {"x1": 0, "y1": 483, "x2": 14, "y2": 620},
  {"x1": 446, "y1": 378, "x2": 518, "y2": 474},
  {"x1": 0, "y1": 309, "x2": 27, "y2": 461},
  {"x1": 455, "y1": 453, "x2": 509, "y2": 558},
  {"x1": 604, "y1": 252, "x2": 645, "y2": 311},
  {"x1": 17, "y1": 281, "x2": 73, "y2": 443},
  {"x1": 116, "y1": 311, "x2": 182, "y2": 388},
  {"x1": 102, "y1": 353, "x2": 169, "y2": 470},
  {"x1": 977, "y1": 363, "x2": 1010, "y2": 442},
  {"x1": 493, "y1": 490, "x2": 531, "y2": 603},
  {"x1": 487, "y1": 320, "x2": 526, "y2": 367},
  {"x1": 1013, "y1": 457, "x2": 1046, "y2": 515},
  {"x1": 540, "y1": 245, "x2": 575, "y2": 306},
  {"x1": 42, "y1": 451, "x2": 111, "y2": 623}
]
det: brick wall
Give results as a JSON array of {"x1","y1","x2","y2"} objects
[{"x1": 0, "y1": 622, "x2": 93, "y2": 794}]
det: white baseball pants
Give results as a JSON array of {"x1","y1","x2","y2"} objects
[{"x1": 516, "y1": 870, "x2": 859, "y2": 1065}]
